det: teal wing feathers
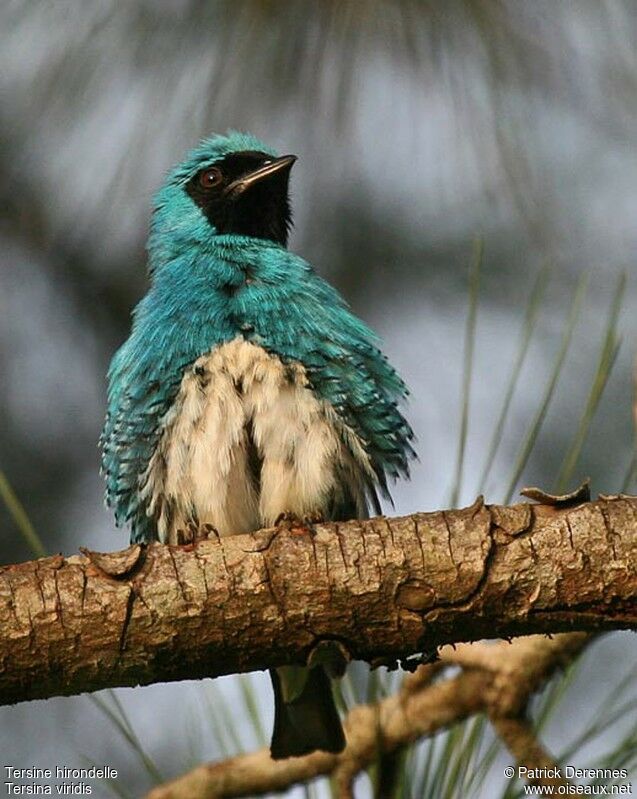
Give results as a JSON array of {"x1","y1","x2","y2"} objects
[
  {"x1": 100, "y1": 337, "x2": 185, "y2": 544},
  {"x1": 100, "y1": 287, "x2": 231, "y2": 543}
]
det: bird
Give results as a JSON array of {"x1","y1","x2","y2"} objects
[{"x1": 100, "y1": 130, "x2": 414, "y2": 759}]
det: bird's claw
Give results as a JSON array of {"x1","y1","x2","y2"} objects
[
  {"x1": 176, "y1": 521, "x2": 219, "y2": 546},
  {"x1": 274, "y1": 510, "x2": 324, "y2": 536}
]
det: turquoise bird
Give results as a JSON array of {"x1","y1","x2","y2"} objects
[{"x1": 100, "y1": 131, "x2": 414, "y2": 759}]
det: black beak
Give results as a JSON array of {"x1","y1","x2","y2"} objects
[{"x1": 224, "y1": 155, "x2": 297, "y2": 197}]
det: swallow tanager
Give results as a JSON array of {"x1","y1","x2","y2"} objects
[{"x1": 101, "y1": 131, "x2": 414, "y2": 758}]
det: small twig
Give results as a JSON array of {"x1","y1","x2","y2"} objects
[{"x1": 491, "y1": 716, "x2": 569, "y2": 789}]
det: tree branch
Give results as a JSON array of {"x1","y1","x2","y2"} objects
[
  {"x1": 146, "y1": 633, "x2": 589, "y2": 799},
  {"x1": 0, "y1": 496, "x2": 635, "y2": 706}
]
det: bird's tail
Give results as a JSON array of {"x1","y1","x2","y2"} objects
[{"x1": 270, "y1": 665, "x2": 346, "y2": 759}]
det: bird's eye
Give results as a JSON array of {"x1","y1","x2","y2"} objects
[{"x1": 199, "y1": 167, "x2": 223, "y2": 188}]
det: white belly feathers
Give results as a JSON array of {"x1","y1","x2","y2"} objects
[{"x1": 140, "y1": 338, "x2": 372, "y2": 543}]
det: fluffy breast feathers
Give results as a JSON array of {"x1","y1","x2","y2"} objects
[
  {"x1": 140, "y1": 339, "x2": 374, "y2": 543},
  {"x1": 101, "y1": 244, "x2": 414, "y2": 544}
]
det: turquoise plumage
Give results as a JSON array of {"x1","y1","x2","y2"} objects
[
  {"x1": 102, "y1": 131, "x2": 413, "y2": 544},
  {"x1": 100, "y1": 131, "x2": 414, "y2": 757}
]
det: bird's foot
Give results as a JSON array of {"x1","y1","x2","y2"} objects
[
  {"x1": 274, "y1": 510, "x2": 324, "y2": 536},
  {"x1": 176, "y1": 521, "x2": 219, "y2": 546},
  {"x1": 200, "y1": 522, "x2": 220, "y2": 541},
  {"x1": 274, "y1": 511, "x2": 305, "y2": 532},
  {"x1": 176, "y1": 524, "x2": 194, "y2": 546}
]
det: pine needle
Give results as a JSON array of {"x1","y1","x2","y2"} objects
[
  {"x1": 79, "y1": 756, "x2": 133, "y2": 799},
  {"x1": 0, "y1": 468, "x2": 46, "y2": 558},
  {"x1": 477, "y1": 262, "x2": 550, "y2": 493},
  {"x1": 621, "y1": 451, "x2": 636, "y2": 492},
  {"x1": 203, "y1": 681, "x2": 244, "y2": 756},
  {"x1": 90, "y1": 692, "x2": 163, "y2": 784},
  {"x1": 503, "y1": 272, "x2": 589, "y2": 504},
  {"x1": 554, "y1": 272, "x2": 625, "y2": 494},
  {"x1": 451, "y1": 237, "x2": 483, "y2": 508},
  {"x1": 238, "y1": 675, "x2": 268, "y2": 747}
]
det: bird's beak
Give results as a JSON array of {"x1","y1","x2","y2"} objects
[{"x1": 225, "y1": 155, "x2": 297, "y2": 197}]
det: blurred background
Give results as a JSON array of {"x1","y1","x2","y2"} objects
[{"x1": 0, "y1": 1, "x2": 635, "y2": 797}]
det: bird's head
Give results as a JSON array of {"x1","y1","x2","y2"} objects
[{"x1": 150, "y1": 131, "x2": 296, "y2": 258}]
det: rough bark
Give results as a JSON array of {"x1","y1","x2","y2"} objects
[{"x1": 0, "y1": 496, "x2": 635, "y2": 706}]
